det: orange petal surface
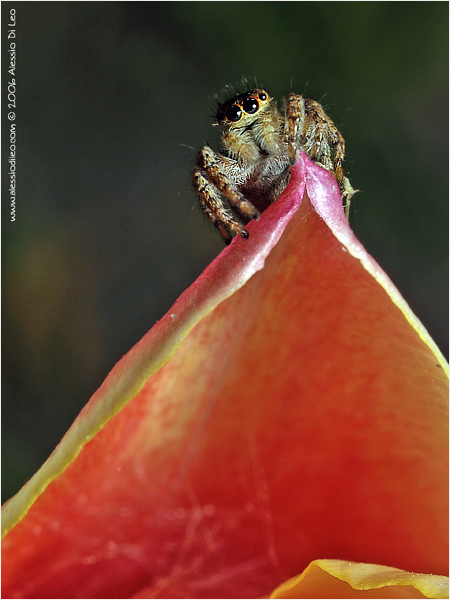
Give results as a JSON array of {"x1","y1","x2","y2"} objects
[{"x1": 2, "y1": 154, "x2": 448, "y2": 598}]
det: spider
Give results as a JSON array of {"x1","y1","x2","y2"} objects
[{"x1": 192, "y1": 88, "x2": 355, "y2": 244}]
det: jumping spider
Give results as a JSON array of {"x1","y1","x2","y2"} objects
[{"x1": 193, "y1": 88, "x2": 355, "y2": 243}]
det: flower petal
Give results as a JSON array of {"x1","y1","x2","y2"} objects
[
  {"x1": 269, "y1": 560, "x2": 449, "y2": 599},
  {"x1": 2, "y1": 154, "x2": 448, "y2": 598},
  {"x1": 1, "y1": 161, "x2": 307, "y2": 538}
]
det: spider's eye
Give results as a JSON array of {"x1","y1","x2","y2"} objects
[
  {"x1": 242, "y1": 97, "x2": 259, "y2": 114},
  {"x1": 225, "y1": 104, "x2": 242, "y2": 122},
  {"x1": 258, "y1": 92, "x2": 267, "y2": 101}
]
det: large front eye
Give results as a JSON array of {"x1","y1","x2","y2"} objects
[
  {"x1": 242, "y1": 97, "x2": 259, "y2": 114},
  {"x1": 225, "y1": 104, "x2": 242, "y2": 122}
]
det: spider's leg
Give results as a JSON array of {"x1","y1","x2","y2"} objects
[
  {"x1": 340, "y1": 176, "x2": 356, "y2": 220},
  {"x1": 192, "y1": 166, "x2": 248, "y2": 244},
  {"x1": 195, "y1": 146, "x2": 260, "y2": 222},
  {"x1": 285, "y1": 95, "x2": 356, "y2": 221},
  {"x1": 284, "y1": 93, "x2": 305, "y2": 165}
]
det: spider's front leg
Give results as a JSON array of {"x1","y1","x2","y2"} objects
[
  {"x1": 284, "y1": 93, "x2": 306, "y2": 166},
  {"x1": 284, "y1": 93, "x2": 356, "y2": 220},
  {"x1": 285, "y1": 94, "x2": 343, "y2": 171},
  {"x1": 193, "y1": 146, "x2": 259, "y2": 243}
]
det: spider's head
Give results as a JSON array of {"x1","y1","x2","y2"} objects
[
  {"x1": 216, "y1": 89, "x2": 271, "y2": 124},
  {"x1": 216, "y1": 89, "x2": 284, "y2": 163}
]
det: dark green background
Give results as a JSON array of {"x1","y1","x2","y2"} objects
[{"x1": 2, "y1": 2, "x2": 448, "y2": 502}]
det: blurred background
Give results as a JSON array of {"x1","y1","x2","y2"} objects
[{"x1": 2, "y1": 2, "x2": 448, "y2": 502}]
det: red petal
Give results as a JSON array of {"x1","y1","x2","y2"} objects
[{"x1": 2, "y1": 155, "x2": 448, "y2": 599}]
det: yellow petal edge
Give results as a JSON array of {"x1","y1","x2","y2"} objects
[{"x1": 269, "y1": 560, "x2": 449, "y2": 599}]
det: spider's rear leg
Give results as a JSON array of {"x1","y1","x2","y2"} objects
[
  {"x1": 340, "y1": 176, "x2": 356, "y2": 220},
  {"x1": 193, "y1": 167, "x2": 248, "y2": 244}
]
